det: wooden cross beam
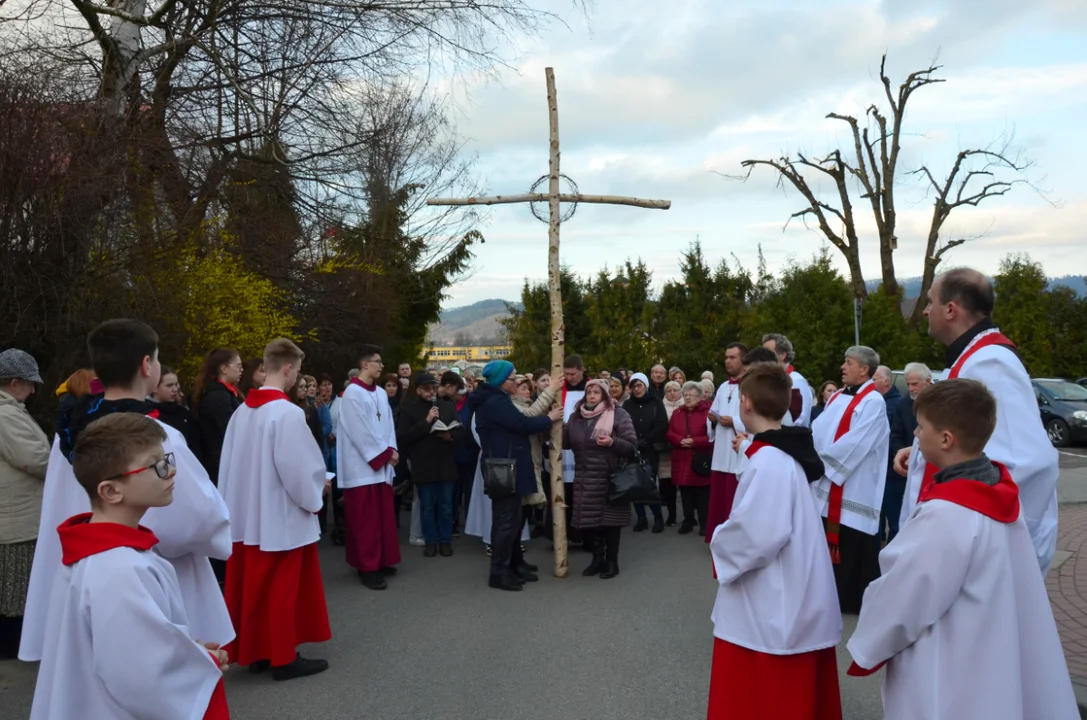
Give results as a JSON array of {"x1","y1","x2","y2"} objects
[{"x1": 427, "y1": 67, "x2": 671, "y2": 579}]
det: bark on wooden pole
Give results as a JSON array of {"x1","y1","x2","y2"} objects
[
  {"x1": 545, "y1": 66, "x2": 569, "y2": 579},
  {"x1": 427, "y1": 193, "x2": 671, "y2": 209}
]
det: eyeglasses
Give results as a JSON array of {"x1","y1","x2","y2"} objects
[{"x1": 106, "y1": 453, "x2": 176, "y2": 481}]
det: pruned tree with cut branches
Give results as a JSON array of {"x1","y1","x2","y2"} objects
[{"x1": 734, "y1": 54, "x2": 1040, "y2": 329}]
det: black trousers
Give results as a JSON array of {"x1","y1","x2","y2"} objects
[
  {"x1": 824, "y1": 520, "x2": 882, "y2": 614},
  {"x1": 659, "y1": 476, "x2": 677, "y2": 521},
  {"x1": 490, "y1": 494, "x2": 524, "y2": 578},
  {"x1": 678, "y1": 485, "x2": 710, "y2": 529}
]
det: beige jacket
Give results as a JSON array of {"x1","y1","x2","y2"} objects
[
  {"x1": 512, "y1": 387, "x2": 559, "y2": 507},
  {"x1": 0, "y1": 390, "x2": 49, "y2": 544}
]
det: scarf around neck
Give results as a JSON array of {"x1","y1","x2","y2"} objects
[{"x1": 579, "y1": 378, "x2": 615, "y2": 438}]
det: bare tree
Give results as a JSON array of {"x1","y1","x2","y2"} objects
[{"x1": 735, "y1": 54, "x2": 1037, "y2": 327}]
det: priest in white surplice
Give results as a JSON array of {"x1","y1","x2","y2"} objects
[
  {"x1": 895, "y1": 268, "x2": 1059, "y2": 573},
  {"x1": 338, "y1": 344, "x2": 402, "y2": 590},
  {"x1": 810, "y1": 345, "x2": 888, "y2": 614},
  {"x1": 849, "y1": 379, "x2": 1078, "y2": 720},
  {"x1": 218, "y1": 338, "x2": 331, "y2": 681},
  {"x1": 705, "y1": 342, "x2": 748, "y2": 542}
]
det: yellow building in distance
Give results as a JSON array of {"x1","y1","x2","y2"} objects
[{"x1": 425, "y1": 344, "x2": 512, "y2": 364}]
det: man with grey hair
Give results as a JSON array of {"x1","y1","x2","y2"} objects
[
  {"x1": 810, "y1": 345, "x2": 889, "y2": 613},
  {"x1": 873, "y1": 366, "x2": 903, "y2": 543},
  {"x1": 882, "y1": 363, "x2": 932, "y2": 543},
  {"x1": 895, "y1": 267, "x2": 1058, "y2": 573},
  {"x1": 762, "y1": 333, "x2": 813, "y2": 427},
  {"x1": 648, "y1": 364, "x2": 667, "y2": 400}
]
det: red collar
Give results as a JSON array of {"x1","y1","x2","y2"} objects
[
  {"x1": 744, "y1": 440, "x2": 769, "y2": 459},
  {"x1": 220, "y1": 380, "x2": 240, "y2": 397},
  {"x1": 350, "y1": 377, "x2": 377, "y2": 392},
  {"x1": 919, "y1": 462, "x2": 1020, "y2": 522},
  {"x1": 244, "y1": 387, "x2": 290, "y2": 408},
  {"x1": 727, "y1": 377, "x2": 741, "y2": 385},
  {"x1": 785, "y1": 364, "x2": 795, "y2": 374},
  {"x1": 58, "y1": 513, "x2": 159, "y2": 565}
]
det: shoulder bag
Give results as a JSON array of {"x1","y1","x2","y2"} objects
[
  {"x1": 481, "y1": 410, "x2": 517, "y2": 498},
  {"x1": 686, "y1": 412, "x2": 712, "y2": 477},
  {"x1": 608, "y1": 448, "x2": 661, "y2": 505}
]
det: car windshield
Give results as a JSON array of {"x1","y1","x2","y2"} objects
[{"x1": 1037, "y1": 380, "x2": 1087, "y2": 401}]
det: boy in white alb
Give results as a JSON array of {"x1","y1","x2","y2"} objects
[
  {"x1": 709, "y1": 363, "x2": 842, "y2": 720},
  {"x1": 848, "y1": 379, "x2": 1077, "y2": 719},
  {"x1": 338, "y1": 344, "x2": 401, "y2": 590},
  {"x1": 31, "y1": 413, "x2": 230, "y2": 720},
  {"x1": 218, "y1": 338, "x2": 331, "y2": 681},
  {"x1": 20, "y1": 319, "x2": 232, "y2": 662}
]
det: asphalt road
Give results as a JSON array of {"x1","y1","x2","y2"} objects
[{"x1": 0, "y1": 520, "x2": 885, "y2": 720}]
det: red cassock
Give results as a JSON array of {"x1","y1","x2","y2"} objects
[
  {"x1": 707, "y1": 638, "x2": 841, "y2": 720},
  {"x1": 224, "y1": 542, "x2": 331, "y2": 667}
]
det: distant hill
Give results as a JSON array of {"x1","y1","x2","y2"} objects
[
  {"x1": 428, "y1": 299, "x2": 521, "y2": 345},
  {"x1": 866, "y1": 275, "x2": 1085, "y2": 297}
]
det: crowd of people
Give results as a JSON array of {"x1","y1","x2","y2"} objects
[{"x1": 0, "y1": 266, "x2": 1080, "y2": 718}]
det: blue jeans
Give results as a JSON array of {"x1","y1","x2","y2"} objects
[{"x1": 416, "y1": 481, "x2": 455, "y2": 544}]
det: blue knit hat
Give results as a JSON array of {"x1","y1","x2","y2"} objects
[{"x1": 481, "y1": 360, "x2": 515, "y2": 386}]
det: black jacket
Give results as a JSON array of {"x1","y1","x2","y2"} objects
[
  {"x1": 397, "y1": 396, "x2": 465, "y2": 484},
  {"x1": 890, "y1": 396, "x2": 918, "y2": 460},
  {"x1": 621, "y1": 393, "x2": 669, "y2": 474},
  {"x1": 198, "y1": 380, "x2": 241, "y2": 485},
  {"x1": 154, "y1": 401, "x2": 202, "y2": 460},
  {"x1": 468, "y1": 382, "x2": 552, "y2": 496}
]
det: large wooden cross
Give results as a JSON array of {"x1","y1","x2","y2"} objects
[{"x1": 427, "y1": 67, "x2": 671, "y2": 578}]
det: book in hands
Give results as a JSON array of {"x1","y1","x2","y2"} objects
[{"x1": 431, "y1": 419, "x2": 462, "y2": 433}]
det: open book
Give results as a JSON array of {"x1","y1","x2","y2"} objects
[{"x1": 431, "y1": 419, "x2": 462, "y2": 433}]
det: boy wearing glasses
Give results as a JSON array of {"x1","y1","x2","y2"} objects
[
  {"x1": 20, "y1": 319, "x2": 232, "y2": 662},
  {"x1": 30, "y1": 413, "x2": 230, "y2": 720}
]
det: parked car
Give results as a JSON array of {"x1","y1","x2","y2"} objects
[
  {"x1": 1031, "y1": 378, "x2": 1087, "y2": 448},
  {"x1": 1077, "y1": 377, "x2": 1087, "y2": 388}
]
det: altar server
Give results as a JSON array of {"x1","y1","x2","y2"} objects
[
  {"x1": 706, "y1": 342, "x2": 748, "y2": 541},
  {"x1": 338, "y1": 344, "x2": 401, "y2": 590},
  {"x1": 810, "y1": 346, "x2": 889, "y2": 614},
  {"x1": 20, "y1": 319, "x2": 232, "y2": 661},
  {"x1": 218, "y1": 338, "x2": 331, "y2": 681},
  {"x1": 709, "y1": 363, "x2": 841, "y2": 720},
  {"x1": 31, "y1": 413, "x2": 230, "y2": 720},
  {"x1": 896, "y1": 268, "x2": 1059, "y2": 572},
  {"x1": 763, "y1": 333, "x2": 813, "y2": 427},
  {"x1": 848, "y1": 379, "x2": 1077, "y2": 720}
]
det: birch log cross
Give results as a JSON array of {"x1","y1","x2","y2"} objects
[{"x1": 427, "y1": 67, "x2": 671, "y2": 579}]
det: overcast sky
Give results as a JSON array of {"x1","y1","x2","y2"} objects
[{"x1": 432, "y1": 0, "x2": 1087, "y2": 307}]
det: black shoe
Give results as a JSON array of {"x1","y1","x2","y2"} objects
[
  {"x1": 424, "y1": 543, "x2": 438, "y2": 558},
  {"x1": 599, "y1": 559, "x2": 620, "y2": 579},
  {"x1": 439, "y1": 543, "x2": 453, "y2": 557},
  {"x1": 512, "y1": 566, "x2": 539, "y2": 582},
  {"x1": 652, "y1": 517, "x2": 664, "y2": 534},
  {"x1": 582, "y1": 555, "x2": 606, "y2": 577},
  {"x1": 331, "y1": 528, "x2": 346, "y2": 546},
  {"x1": 678, "y1": 522, "x2": 694, "y2": 535},
  {"x1": 516, "y1": 560, "x2": 539, "y2": 573},
  {"x1": 272, "y1": 654, "x2": 329, "y2": 682},
  {"x1": 489, "y1": 574, "x2": 524, "y2": 591},
  {"x1": 633, "y1": 518, "x2": 649, "y2": 532},
  {"x1": 379, "y1": 566, "x2": 398, "y2": 576},
  {"x1": 248, "y1": 660, "x2": 271, "y2": 674},
  {"x1": 359, "y1": 571, "x2": 387, "y2": 590},
  {"x1": 665, "y1": 515, "x2": 677, "y2": 527}
]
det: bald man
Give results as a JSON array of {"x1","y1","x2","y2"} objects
[{"x1": 894, "y1": 268, "x2": 1059, "y2": 572}]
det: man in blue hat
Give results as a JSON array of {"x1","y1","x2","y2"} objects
[{"x1": 468, "y1": 361, "x2": 562, "y2": 591}]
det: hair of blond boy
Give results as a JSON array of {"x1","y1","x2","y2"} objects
[
  {"x1": 739, "y1": 362, "x2": 791, "y2": 421},
  {"x1": 71, "y1": 413, "x2": 167, "y2": 503},
  {"x1": 912, "y1": 378, "x2": 997, "y2": 455},
  {"x1": 263, "y1": 338, "x2": 304, "y2": 373}
]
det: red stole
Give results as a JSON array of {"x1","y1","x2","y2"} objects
[
  {"x1": 824, "y1": 383, "x2": 878, "y2": 564},
  {"x1": 919, "y1": 461, "x2": 1019, "y2": 522},
  {"x1": 244, "y1": 387, "x2": 289, "y2": 408},
  {"x1": 919, "y1": 332, "x2": 1017, "y2": 498}
]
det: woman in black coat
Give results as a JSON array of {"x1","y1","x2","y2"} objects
[
  {"x1": 565, "y1": 378, "x2": 638, "y2": 579},
  {"x1": 396, "y1": 372, "x2": 465, "y2": 557},
  {"x1": 622, "y1": 372, "x2": 669, "y2": 534},
  {"x1": 192, "y1": 348, "x2": 243, "y2": 486}
]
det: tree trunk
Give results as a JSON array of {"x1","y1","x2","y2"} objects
[{"x1": 545, "y1": 67, "x2": 568, "y2": 579}]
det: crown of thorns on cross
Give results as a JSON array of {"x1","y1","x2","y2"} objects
[{"x1": 529, "y1": 174, "x2": 579, "y2": 223}]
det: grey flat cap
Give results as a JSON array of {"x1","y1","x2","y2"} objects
[{"x1": 0, "y1": 349, "x2": 43, "y2": 383}]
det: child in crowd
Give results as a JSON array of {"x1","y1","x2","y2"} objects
[
  {"x1": 31, "y1": 413, "x2": 229, "y2": 719},
  {"x1": 708, "y1": 363, "x2": 842, "y2": 720},
  {"x1": 847, "y1": 379, "x2": 1078, "y2": 719}
]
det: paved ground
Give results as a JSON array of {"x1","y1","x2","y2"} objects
[{"x1": 3, "y1": 457, "x2": 1086, "y2": 720}]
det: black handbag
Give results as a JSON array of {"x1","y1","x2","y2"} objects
[
  {"x1": 481, "y1": 417, "x2": 517, "y2": 498},
  {"x1": 609, "y1": 450, "x2": 661, "y2": 505},
  {"x1": 686, "y1": 413, "x2": 712, "y2": 477}
]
